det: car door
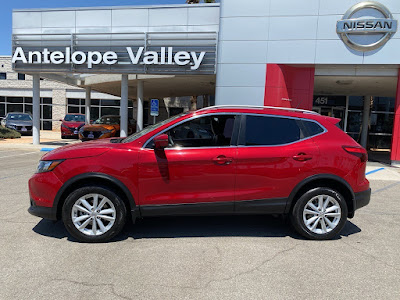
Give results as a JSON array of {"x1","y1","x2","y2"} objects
[
  {"x1": 138, "y1": 113, "x2": 240, "y2": 216},
  {"x1": 234, "y1": 114, "x2": 320, "y2": 213}
]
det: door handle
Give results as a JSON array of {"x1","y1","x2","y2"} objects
[
  {"x1": 213, "y1": 155, "x2": 233, "y2": 165},
  {"x1": 293, "y1": 153, "x2": 313, "y2": 161}
]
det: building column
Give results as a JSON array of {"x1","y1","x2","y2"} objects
[
  {"x1": 264, "y1": 64, "x2": 315, "y2": 110},
  {"x1": 32, "y1": 74, "x2": 40, "y2": 145},
  {"x1": 360, "y1": 96, "x2": 371, "y2": 148},
  {"x1": 120, "y1": 75, "x2": 128, "y2": 137},
  {"x1": 85, "y1": 87, "x2": 91, "y2": 125},
  {"x1": 391, "y1": 70, "x2": 400, "y2": 166},
  {"x1": 136, "y1": 80, "x2": 144, "y2": 132}
]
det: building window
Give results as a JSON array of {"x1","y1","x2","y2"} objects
[
  {"x1": 0, "y1": 96, "x2": 52, "y2": 130},
  {"x1": 0, "y1": 73, "x2": 7, "y2": 80},
  {"x1": 67, "y1": 98, "x2": 134, "y2": 122},
  {"x1": 17, "y1": 73, "x2": 25, "y2": 80}
]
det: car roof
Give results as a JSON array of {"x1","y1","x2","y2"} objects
[{"x1": 192, "y1": 105, "x2": 329, "y2": 122}]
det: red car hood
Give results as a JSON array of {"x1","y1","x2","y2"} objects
[
  {"x1": 42, "y1": 138, "x2": 121, "y2": 160},
  {"x1": 63, "y1": 121, "x2": 85, "y2": 128}
]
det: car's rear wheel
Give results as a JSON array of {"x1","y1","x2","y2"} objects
[
  {"x1": 62, "y1": 186, "x2": 127, "y2": 243},
  {"x1": 291, "y1": 187, "x2": 348, "y2": 240}
]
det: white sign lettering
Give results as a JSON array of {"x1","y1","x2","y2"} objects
[{"x1": 12, "y1": 46, "x2": 206, "y2": 70}]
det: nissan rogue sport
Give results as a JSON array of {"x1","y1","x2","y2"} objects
[{"x1": 28, "y1": 106, "x2": 371, "y2": 243}]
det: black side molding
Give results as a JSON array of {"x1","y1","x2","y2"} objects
[{"x1": 140, "y1": 198, "x2": 287, "y2": 217}]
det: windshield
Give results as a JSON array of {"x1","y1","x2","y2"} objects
[
  {"x1": 64, "y1": 114, "x2": 85, "y2": 122},
  {"x1": 94, "y1": 116, "x2": 120, "y2": 125},
  {"x1": 123, "y1": 112, "x2": 187, "y2": 143},
  {"x1": 8, "y1": 114, "x2": 32, "y2": 121}
]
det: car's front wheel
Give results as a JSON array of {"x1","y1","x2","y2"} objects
[
  {"x1": 62, "y1": 186, "x2": 127, "y2": 243},
  {"x1": 291, "y1": 187, "x2": 348, "y2": 240}
]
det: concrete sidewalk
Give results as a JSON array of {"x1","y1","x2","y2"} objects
[{"x1": 0, "y1": 130, "x2": 80, "y2": 150}]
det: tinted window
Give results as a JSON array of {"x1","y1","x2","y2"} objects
[
  {"x1": 8, "y1": 113, "x2": 32, "y2": 121},
  {"x1": 94, "y1": 116, "x2": 120, "y2": 125},
  {"x1": 167, "y1": 115, "x2": 236, "y2": 148},
  {"x1": 301, "y1": 120, "x2": 324, "y2": 137},
  {"x1": 244, "y1": 115, "x2": 301, "y2": 146},
  {"x1": 65, "y1": 114, "x2": 85, "y2": 122}
]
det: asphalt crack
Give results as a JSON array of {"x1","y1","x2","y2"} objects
[
  {"x1": 151, "y1": 244, "x2": 299, "y2": 291},
  {"x1": 341, "y1": 239, "x2": 400, "y2": 272},
  {"x1": 50, "y1": 279, "x2": 137, "y2": 300}
]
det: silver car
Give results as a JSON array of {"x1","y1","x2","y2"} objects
[{"x1": 1, "y1": 112, "x2": 33, "y2": 135}]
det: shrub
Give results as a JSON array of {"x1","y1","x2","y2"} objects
[{"x1": 0, "y1": 126, "x2": 21, "y2": 139}]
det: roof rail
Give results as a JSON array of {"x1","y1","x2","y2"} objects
[{"x1": 196, "y1": 105, "x2": 320, "y2": 115}]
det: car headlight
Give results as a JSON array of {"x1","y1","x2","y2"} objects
[
  {"x1": 36, "y1": 160, "x2": 64, "y2": 173},
  {"x1": 7, "y1": 124, "x2": 17, "y2": 129}
]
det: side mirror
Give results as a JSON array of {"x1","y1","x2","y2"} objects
[{"x1": 154, "y1": 134, "x2": 169, "y2": 150}]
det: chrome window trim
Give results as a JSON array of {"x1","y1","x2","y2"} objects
[{"x1": 142, "y1": 112, "x2": 327, "y2": 150}]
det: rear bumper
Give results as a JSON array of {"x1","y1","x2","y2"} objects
[
  {"x1": 28, "y1": 199, "x2": 57, "y2": 220},
  {"x1": 354, "y1": 188, "x2": 371, "y2": 210}
]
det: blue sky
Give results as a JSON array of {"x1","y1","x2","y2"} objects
[{"x1": 1, "y1": 0, "x2": 185, "y2": 55}]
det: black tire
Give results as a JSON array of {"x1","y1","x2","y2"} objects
[
  {"x1": 62, "y1": 185, "x2": 127, "y2": 243},
  {"x1": 291, "y1": 187, "x2": 348, "y2": 240}
]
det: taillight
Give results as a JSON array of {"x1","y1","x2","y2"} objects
[{"x1": 342, "y1": 146, "x2": 368, "y2": 162}]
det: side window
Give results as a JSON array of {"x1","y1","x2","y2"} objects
[
  {"x1": 243, "y1": 115, "x2": 301, "y2": 146},
  {"x1": 300, "y1": 120, "x2": 324, "y2": 137},
  {"x1": 147, "y1": 114, "x2": 237, "y2": 148}
]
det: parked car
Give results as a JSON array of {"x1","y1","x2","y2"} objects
[
  {"x1": 61, "y1": 114, "x2": 85, "y2": 139},
  {"x1": 79, "y1": 115, "x2": 136, "y2": 141},
  {"x1": 28, "y1": 106, "x2": 371, "y2": 243},
  {"x1": 1, "y1": 112, "x2": 33, "y2": 135}
]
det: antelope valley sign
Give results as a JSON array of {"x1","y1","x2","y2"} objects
[
  {"x1": 12, "y1": 47, "x2": 206, "y2": 70},
  {"x1": 11, "y1": 31, "x2": 217, "y2": 75}
]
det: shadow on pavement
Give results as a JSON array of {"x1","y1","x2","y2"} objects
[
  {"x1": 32, "y1": 215, "x2": 362, "y2": 243},
  {"x1": 40, "y1": 140, "x2": 80, "y2": 146}
]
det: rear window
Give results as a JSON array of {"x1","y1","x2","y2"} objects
[
  {"x1": 300, "y1": 120, "x2": 324, "y2": 137},
  {"x1": 243, "y1": 115, "x2": 301, "y2": 146}
]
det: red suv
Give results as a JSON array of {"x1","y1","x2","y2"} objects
[
  {"x1": 61, "y1": 114, "x2": 85, "y2": 139},
  {"x1": 28, "y1": 106, "x2": 371, "y2": 242}
]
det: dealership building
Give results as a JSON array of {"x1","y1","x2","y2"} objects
[{"x1": 8, "y1": 0, "x2": 400, "y2": 165}]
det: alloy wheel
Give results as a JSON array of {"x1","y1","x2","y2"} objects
[
  {"x1": 302, "y1": 194, "x2": 341, "y2": 235},
  {"x1": 71, "y1": 193, "x2": 116, "y2": 236}
]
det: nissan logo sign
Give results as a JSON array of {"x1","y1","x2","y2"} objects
[{"x1": 336, "y1": 1, "x2": 397, "y2": 51}]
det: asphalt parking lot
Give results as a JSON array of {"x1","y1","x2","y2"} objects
[{"x1": 0, "y1": 148, "x2": 399, "y2": 299}]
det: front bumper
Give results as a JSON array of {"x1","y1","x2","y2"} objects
[
  {"x1": 354, "y1": 188, "x2": 371, "y2": 210},
  {"x1": 28, "y1": 199, "x2": 57, "y2": 220}
]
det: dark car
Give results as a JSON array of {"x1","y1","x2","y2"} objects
[
  {"x1": 1, "y1": 112, "x2": 33, "y2": 135},
  {"x1": 61, "y1": 114, "x2": 86, "y2": 139},
  {"x1": 79, "y1": 115, "x2": 136, "y2": 141},
  {"x1": 29, "y1": 106, "x2": 370, "y2": 243}
]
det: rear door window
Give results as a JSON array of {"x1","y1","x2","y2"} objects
[{"x1": 241, "y1": 115, "x2": 302, "y2": 146}]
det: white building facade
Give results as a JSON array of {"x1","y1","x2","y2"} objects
[{"x1": 10, "y1": 0, "x2": 400, "y2": 165}]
